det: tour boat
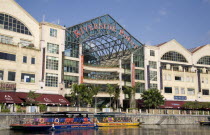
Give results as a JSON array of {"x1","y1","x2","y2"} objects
[
  {"x1": 94, "y1": 112, "x2": 143, "y2": 127},
  {"x1": 10, "y1": 111, "x2": 97, "y2": 131}
]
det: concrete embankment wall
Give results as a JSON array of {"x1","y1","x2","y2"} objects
[{"x1": 0, "y1": 114, "x2": 209, "y2": 130}]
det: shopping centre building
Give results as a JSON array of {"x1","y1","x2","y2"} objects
[{"x1": 0, "y1": 0, "x2": 210, "y2": 108}]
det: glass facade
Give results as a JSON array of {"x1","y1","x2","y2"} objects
[
  {"x1": 45, "y1": 73, "x2": 58, "y2": 87},
  {"x1": 84, "y1": 71, "x2": 118, "y2": 80},
  {"x1": 46, "y1": 56, "x2": 59, "y2": 70},
  {"x1": 21, "y1": 73, "x2": 35, "y2": 83},
  {"x1": 64, "y1": 44, "x2": 79, "y2": 58},
  {"x1": 64, "y1": 75, "x2": 78, "y2": 88},
  {"x1": 64, "y1": 59, "x2": 79, "y2": 73},
  {"x1": 133, "y1": 48, "x2": 144, "y2": 67},
  {"x1": 47, "y1": 43, "x2": 59, "y2": 54},
  {"x1": 136, "y1": 83, "x2": 145, "y2": 93},
  {"x1": 161, "y1": 51, "x2": 187, "y2": 62},
  {"x1": 150, "y1": 71, "x2": 157, "y2": 81},
  {"x1": 197, "y1": 56, "x2": 210, "y2": 65},
  {"x1": 0, "y1": 35, "x2": 13, "y2": 44},
  {"x1": 0, "y1": 52, "x2": 16, "y2": 61},
  {"x1": 135, "y1": 69, "x2": 144, "y2": 80},
  {"x1": 0, "y1": 13, "x2": 32, "y2": 35},
  {"x1": 149, "y1": 61, "x2": 157, "y2": 69}
]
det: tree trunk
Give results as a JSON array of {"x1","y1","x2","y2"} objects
[{"x1": 130, "y1": 92, "x2": 136, "y2": 108}]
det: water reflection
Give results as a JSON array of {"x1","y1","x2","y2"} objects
[{"x1": 2, "y1": 125, "x2": 210, "y2": 135}]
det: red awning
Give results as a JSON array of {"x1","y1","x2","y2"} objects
[
  {"x1": 16, "y1": 92, "x2": 70, "y2": 105},
  {"x1": 159, "y1": 101, "x2": 185, "y2": 109},
  {"x1": 0, "y1": 92, "x2": 23, "y2": 104}
]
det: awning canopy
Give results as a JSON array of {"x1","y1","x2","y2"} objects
[
  {"x1": 159, "y1": 101, "x2": 185, "y2": 109},
  {"x1": 0, "y1": 92, "x2": 23, "y2": 104},
  {"x1": 16, "y1": 92, "x2": 70, "y2": 105}
]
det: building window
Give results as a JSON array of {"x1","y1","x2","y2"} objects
[
  {"x1": 136, "y1": 83, "x2": 145, "y2": 93},
  {"x1": 150, "y1": 83, "x2": 157, "y2": 89},
  {"x1": 0, "y1": 35, "x2": 13, "y2": 45},
  {"x1": 135, "y1": 69, "x2": 144, "y2": 80},
  {"x1": 8, "y1": 71, "x2": 15, "y2": 81},
  {"x1": 45, "y1": 73, "x2": 58, "y2": 87},
  {"x1": 21, "y1": 73, "x2": 35, "y2": 83},
  {"x1": 23, "y1": 56, "x2": 27, "y2": 63},
  {"x1": 64, "y1": 60, "x2": 79, "y2": 73},
  {"x1": 175, "y1": 87, "x2": 179, "y2": 94},
  {"x1": 202, "y1": 89, "x2": 209, "y2": 95},
  {"x1": 149, "y1": 61, "x2": 157, "y2": 69},
  {"x1": 197, "y1": 56, "x2": 210, "y2": 65},
  {"x1": 46, "y1": 56, "x2": 59, "y2": 70},
  {"x1": 0, "y1": 13, "x2": 32, "y2": 35},
  {"x1": 175, "y1": 76, "x2": 182, "y2": 81},
  {"x1": 50, "y1": 28, "x2": 57, "y2": 37},
  {"x1": 0, "y1": 70, "x2": 3, "y2": 80},
  {"x1": 47, "y1": 43, "x2": 59, "y2": 54},
  {"x1": 31, "y1": 57, "x2": 35, "y2": 64},
  {"x1": 165, "y1": 87, "x2": 172, "y2": 93},
  {"x1": 150, "y1": 71, "x2": 157, "y2": 81},
  {"x1": 64, "y1": 75, "x2": 78, "y2": 88},
  {"x1": 20, "y1": 39, "x2": 32, "y2": 47},
  {"x1": 161, "y1": 51, "x2": 187, "y2": 62},
  {"x1": 181, "y1": 87, "x2": 185, "y2": 94},
  {"x1": 0, "y1": 52, "x2": 16, "y2": 61},
  {"x1": 187, "y1": 88, "x2": 195, "y2": 95},
  {"x1": 150, "y1": 50, "x2": 155, "y2": 56}
]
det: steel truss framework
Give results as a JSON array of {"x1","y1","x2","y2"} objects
[{"x1": 66, "y1": 14, "x2": 144, "y2": 66}]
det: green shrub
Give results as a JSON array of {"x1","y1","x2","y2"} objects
[{"x1": 39, "y1": 104, "x2": 47, "y2": 112}]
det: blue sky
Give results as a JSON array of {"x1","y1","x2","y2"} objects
[{"x1": 16, "y1": 0, "x2": 210, "y2": 49}]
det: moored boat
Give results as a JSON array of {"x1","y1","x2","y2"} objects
[
  {"x1": 10, "y1": 111, "x2": 97, "y2": 131},
  {"x1": 94, "y1": 112, "x2": 143, "y2": 127}
]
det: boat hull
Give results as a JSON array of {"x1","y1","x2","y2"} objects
[
  {"x1": 97, "y1": 122, "x2": 141, "y2": 127},
  {"x1": 10, "y1": 123, "x2": 96, "y2": 131}
]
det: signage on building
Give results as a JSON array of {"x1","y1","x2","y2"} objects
[
  {"x1": 0, "y1": 82, "x2": 16, "y2": 90},
  {"x1": 174, "y1": 96, "x2": 187, "y2": 100},
  {"x1": 73, "y1": 23, "x2": 139, "y2": 48}
]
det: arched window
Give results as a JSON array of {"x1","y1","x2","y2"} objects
[
  {"x1": 161, "y1": 51, "x2": 187, "y2": 62},
  {"x1": 0, "y1": 13, "x2": 32, "y2": 36},
  {"x1": 197, "y1": 56, "x2": 210, "y2": 65}
]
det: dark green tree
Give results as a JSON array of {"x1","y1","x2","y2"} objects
[
  {"x1": 71, "y1": 84, "x2": 99, "y2": 107},
  {"x1": 141, "y1": 89, "x2": 164, "y2": 110},
  {"x1": 26, "y1": 91, "x2": 40, "y2": 105}
]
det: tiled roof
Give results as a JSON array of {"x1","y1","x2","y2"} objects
[
  {"x1": 155, "y1": 42, "x2": 167, "y2": 47},
  {"x1": 187, "y1": 45, "x2": 206, "y2": 53}
]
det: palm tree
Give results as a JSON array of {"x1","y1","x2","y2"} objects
[
  {"x1": 107, "y1": 84, "x2": 115, "y2": 108},
  {"x1": 113, "y1": 85, "x2": 120, "y2": 110},
  {"x1": 123, "y1": 83, "x2": 140, "y2": 108}
]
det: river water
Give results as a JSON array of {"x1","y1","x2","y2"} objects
[{"x1": 1, "y1": 125, "x2": 210, "y2": 135}]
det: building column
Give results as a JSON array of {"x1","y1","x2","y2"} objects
[
  {"x1": 119, "y1": 59, "x2": 123, "y2": 108},
  {"x1": 79, "y1": 44, "x2": 83, "y2": 84}
]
